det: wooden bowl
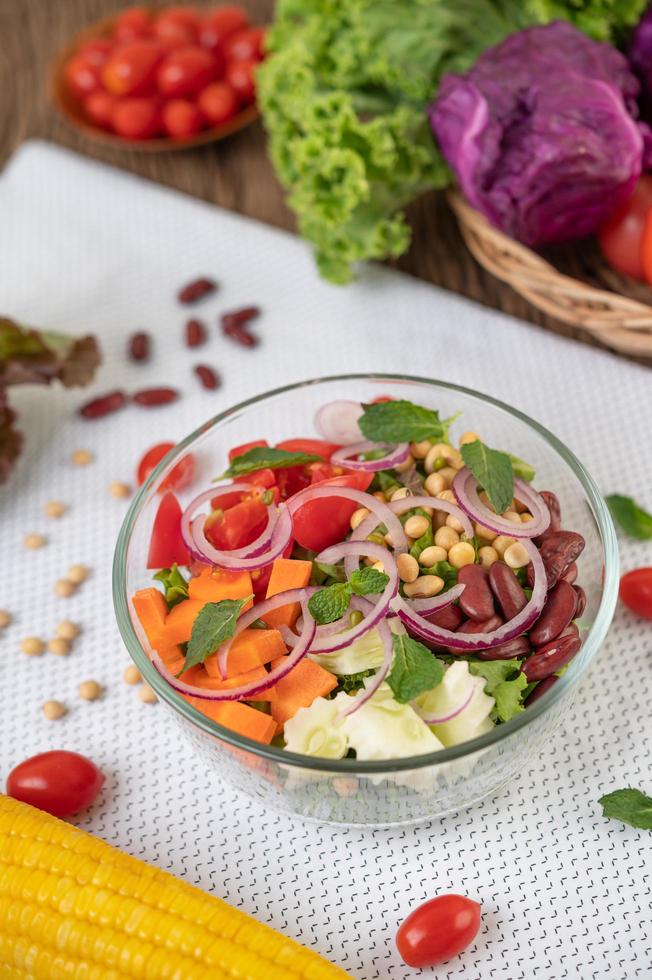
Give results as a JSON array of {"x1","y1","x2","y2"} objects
[{"x1": 50, "y1": 12, "x2": 260, "y2": 152}]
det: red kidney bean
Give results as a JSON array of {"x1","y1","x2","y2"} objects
[
  {"x1": 489, "y1": 561, "x2": 528, "y2": 619},
  {"x1": 561, "y1": 562, "x2": 578, "y2": 585},
  {"x1": 448, "y1": 614, "x2": 503, "y2": 654},
  {"x1": 223, "y1": 324, "x2": 258, "y2": 347},
  {"x1": 534, "y1": 490, "x2": 561, "y2": 545},
  {"x1": 523, "y1": 630, "x2": 582, "y2": 681},
  {"x1": 457, "y1": 564, "x2": 495, "y2": 621},
  {"x1": 178, "y1": 278, "x2": 217, "y2": 304},
  {"x1": 221, "y1": 306, "x2": 260, "y2": 329},
  {"x1": 560, "y1": 622, "x2": 580, "y2": 641},
  {"x1": 194, "y1": 365, "x2": 220, "y2": 390},
  {"x1": 475, "y1": 635, "x2": 531, "y2": 661},
  {"x1": 524, "y1": 674, "x2": 559, "y2": 706},
  {"x1": 185, "y1": 318, "x2": 207, "y2": 348},
  {"x1": 529, "y1": 580, "x2": 578, "y2": 647},
  {"x1": 426, "y1": 603, "x2": 465, "y2": 632},
  {"x1": 539, "y1": 531, "x2": 585, "y2": 589},
  {"x1": 526, "y1": 561, "x2": 536, "y2": 589},
  {"x1": 574, "y1": 585, "x2": 586, "y2": 618},
  {"x1": 128, "y1": 331, "x2": 150, "y2": 361},
  {"x1": 132, "y1": 387, "x2": 179, "y2": 407},
  {"x1": 79, "y1": 390, "x2": 127, "y2": 419}
]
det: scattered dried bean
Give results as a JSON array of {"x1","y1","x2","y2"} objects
[
  {"x1": 488, "y1": 561, "x2": 528, "y2": 619},
  {"x1": 529, "y1": 580, "x2": 578, "y2": 647},
  {"x1": 128, "y1": 332, "x2": 151, "y2": 361},
  {"x1": 79, "y1": 390, "x2": 127, "y2": 419},
  {"x1": 222, "y1": 323, "x2": 257, "y2": 347},
  {"x1": 221, "y1": 306, "x2": 259, "y2": 328},
  {"x1": 194, "y1": 364, "x2": 220, "y2": 390},
  {"x1": 42, "y1": 700, "x2": 67, "y2": 721},
  {"x1": 457, "y1": 564, "x2": 496, "y2": 622},
  {"x1": 132, "y1": 387, "x2": 179, "y2": 407},
  {"x1": 185, "y1": 318, "x2": 207, "y2": 347},
  {"x1": 178, "y1": 277, "x2": 217, "y2": 304}
]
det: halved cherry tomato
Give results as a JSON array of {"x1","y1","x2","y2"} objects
[
  {"x1": 228, "y1": 439, "x2": 268, "y2": 462},
  {"x1": 114, "y1": 7, "x2": 152, "y2": 42},
  {"x1": 223, "y1": 26, "x2": 266, "y2": 62},
  {"x1": 102, "y1": 40, "x2": 163, "y2": 96},
  {"x1": 147, "y1": 491, "x2": 191, "y2": 568},
  {"x1": 198, "y1": 81, "x2": 239, "y2": 124},
  {"x1": 225, "y1": 58, "x2": 257, "y2": 104},
  {"x1": 205, "y1": 497, "x2": 268, "y2": 551},
  {"x1": 275, "y1": 465, "x2": 312, "y2": 500},
  {"x1": 111, "y1": 96, "x2": 161, "y2": 138},
  {"x1": 598, "y1": 176, "x2": 652, "y2": 281},
  {"x1": 396, "y1": 894, "x2": 481, "y2": 968},
  {"x1": 162, "y1": 97, "x2": 203, "y2": 138},
  {"x1": 276, "y1": 438, "x2": 340, "y2": 460},
  {"x1": 619, "y1": 567, "x2": 652, "y2": 620},
  {"x1": 157, "y1": 45, "x2": 220, "y2": 98},
  {"x1": 291, "y1": 471, "x2": 373, "y2": 552},
  {"x1": 7, "y1": 751, "x2": 105, "y2": 818},
  {"x1": 199, "y1": 7, "x2": 249, "y2": 53},
  {"x1": 65, "y1": 54, "x2": 102, "y2": 99},
  {"x1": 137, "y1": 442, "x2": 196, "y2": 492},
  {"x1": 83, "y1": 90, "x2": 115, "y2": 129}
]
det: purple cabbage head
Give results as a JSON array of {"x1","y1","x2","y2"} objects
[{"x1": 430, "y1": 21, "x2": 647, "y2": 247}]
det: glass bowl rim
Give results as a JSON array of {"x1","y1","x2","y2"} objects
[{"x1": 113, "y1": 372, "x2": 619, "y2": 774}]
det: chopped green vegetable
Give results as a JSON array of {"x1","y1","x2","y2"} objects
[
  {"x1": 222, "y1": 446, "x2": 321, "y2": 477},
  {"x1": 359, "y1": 400, "x2": 451, "y2": 444},
  {"x1": 311, "y1": 560, "x2": 347, "y2": 585},
  {"x1": 508, "y1": 453, "x2": 536, "y2": 482},
  {"x1": 410, "y1": 519, "x2": 434, "y2": 561},
  {"x1": 310, "y1": 625, "x2": 388, "y2": 675},
  {"x1": 598, "y1": 787, "x2": 652, "y2": 830},
  {"x1": 371, "y1": 469, "x2": 401, "y2": 495},
  {"x1": 183, "y1": 596, "x2": 251, "y2": 672},
  {"x1": 335, "y1": 668, "x2": 378, "y2": 694},
  {"x1": 606, "y1": 494, "x2": 652, "y2": 540},
  {"x1": 420, "y1": 560, "x2": 458, "y2": 589},
  {"x1": 340, "y1": 683, "x2": 443, "y2": 760},
  {"x1": 387, "y1": 633, "x2": 444, "y2": 703},
  {"x1": 468, "y1": 659, "x2": 527, "y2": 722},
  {"x1": 416, "y1": 660, "x2": 495, "y2": 746},
  {"x1": 461, "y1": 439, "x2": 514, "y2": 515},
  {"x1": 153, "y1": 564, "x2": 189, "y2": 609}
]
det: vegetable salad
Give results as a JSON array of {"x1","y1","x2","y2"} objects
[{"x1": 132, "y1": 396, "x2": 586, "y2": 761}]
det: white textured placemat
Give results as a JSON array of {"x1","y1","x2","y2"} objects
[{"x1": 1, "y1": 141, "x2": 651, "y2": 980}]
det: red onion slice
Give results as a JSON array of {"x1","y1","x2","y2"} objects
[
  {"x1": 408, "y1": 582, "x2": 466, "y2": 616},
  {"x1": 309, "y1": 541, "x2": 398, "y2": 653},
  {"x1": 314, "y1": 400, "x2": 363, "y2": 445},
  {"x1": 181, "y1": 484, "x2": 279, "y2": 561},
  {"x1": 191, "y1": 505, "x2": 293, "y2": 572},
  {"x1": 217, "y1": 586, "x2": 318, "y2": 679},
  {"x1": 452, "y1": 468, "x2": 550, "y2": 539},
  {"x1": 152, "y1": 600, "x2": 317, "y2": 702},
  {"x1": 415, "y1": 677, "x2": 479, "y2": 725},
  {"x1": 338, "y1": 609, "x2": 394, "y2": 718},
  {"x1": 288, "y1": 484, "x2": 408, "y2": 556},
  {"x1": 392, "y1": 537, "x2": 545, "y2": 651},
  {"x1": 331, "y1": 440, "x2": 410, "y2": 472}
]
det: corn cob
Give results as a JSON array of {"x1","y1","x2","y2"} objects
[{"x1": 0, "y1": 795, "x2": 350, "y2": 979}]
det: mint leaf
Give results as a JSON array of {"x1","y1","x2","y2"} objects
[
  {"x1": 308, "y1": 582, "x2": 352, "y2": 625},
  {"x1": 349, "y1": 567, "x2": 389, "y2": 596},
  {"x1": 359, "y1": 400, "x2": 451, "y2": 444},
  {"x1": 461, "y1": 439, "x2": 514, "y2": 515},
  {"x1": 153, "y1": 565, "x2": 189, "y2": 609},
  {"x1": 598, "y1": 788, "x2": 652, "y2": 830},
  {"x1": 508, "y1": 453, "x2": 535, "y2": 482},
  {"x1": 222, "y1": 446, "x2": 321, "y2": 477},
  {"x1": 387, "y1": 634, "x2": 444, "y2": 703},
  {"x1": 184, "y1": 596, "x2": 251, "y2": 672},
  {"x1": 606, "y1": 494, "x2": 652, "y2": 540}
]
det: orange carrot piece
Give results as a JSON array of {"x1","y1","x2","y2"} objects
[
  {"x1": 157, "y1": 598, "x2": 206, "y2": 646},
  {"x1": 183, "y1": 697, "x2": 277, "y2": 744},
  {"x1": 182, "y1": 664, "x2": 277, "y2": 701},
  {"x1": 188, "y1": 568, "x2": 253, "y2": 608},
  {"x1": 269, "y1": 657, "x2": 338, "y2": 728},
  {"x1": 263, "y1": 558, "x2": 313, "y2": 629},
  {"x1": 204, "y1": 627, "x2": 286, "y2": 678},
  {"x1": 132, "y1": 587, "x2": 169, "y2": 646}
]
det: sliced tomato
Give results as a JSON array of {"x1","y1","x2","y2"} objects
[
  {"x1": 228, "y1": 438, "x2": 268, "y2": 462},
  {"x1": 276, "y1": 438, "x2": 341, "y2": 460},
  {"x1": 291, "y1": 472, "x2": 373, "y2": 552},
  {"x1": 205, "y1": 497, "x2": 268, "y2": 551},
  {"x1": 147, "y1": 491, "x2": 191, "y2": 568}
]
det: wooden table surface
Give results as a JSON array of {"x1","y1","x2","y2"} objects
[{"x1": 0, "y1": 0, "x2": 634, "y2": 357}]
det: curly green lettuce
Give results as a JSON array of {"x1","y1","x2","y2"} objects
[{"x1": 258, "y1": 0, "x2": 647, "y2": 283}]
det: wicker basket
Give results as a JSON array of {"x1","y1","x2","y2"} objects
[{"x1": 447, "y1": 190, "x2": 652, "y2": 358}]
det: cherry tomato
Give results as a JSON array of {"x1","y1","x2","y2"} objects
[
  {"x1": 65, "y1": 54, "x2": 102, "y2": 99},
  {"x1": 640, "y1": 210, "x2": 652, "y2": 286},
  {"x1": 112, "y1": 96, "x2": 161, "y2": 138},
  {"x1": 83, "y1": 89, "x2": 116, "y2": 128},
  {"x1": 228, "y1": 439, "x2": 268, "y2": 462},
  {"x1": 157, "y1": 45, "x2": 220, "y2": 98},
  {"x1": 276, "y1": 465, "x2": 312, "y2": 500},
  {"x1": 77, "y1": 37, "x2": 113, "y2": 68},
  {"x1": 291, "y1": 471, "x2": 373, "y2": 552},
  {"x1": 198, "y1": 81, "x2": 239, "y2": 124},
  {"x1": 223, "y1": 26, "x2": 266, "y2": 62},
  {"x1": 114, "y1": 6, "x2": 152, "y2": 42},
  {"x1": 372, "y1": 394, "x2": 394, "y2": 403},
  {"x1": 396, "y1": 895, "x2": 481, "y2": 968},
  {"x1": 137, "y1": 442, "x2": 196, "y2": 491},
  {"x1": 205, "y1": 497, "x2": 268, "y2": 551},
  {"x1": 199, "y1": 7, "x2": 249, "y2": 53},
  {"x1": 275, "y1": 438, "x2": 340, "y2": 460},
  {"x1": 619, "y1": 567, "x2": 652, "y2": 620},
  {"x1": 153, "y1": 6, "x2": 200, "y2": 46},
  {"x1": 598, "y1": 176, "x2": 652, "y2": 281},
  {"x1": 7, "y1": 751, "x2": 105, "y2": 818},
  {"x1": 147, "y1": 491, "x2": 191, "y2": 568},
  {"x1": 102, "y1": 39, "x2": 163, "y2": 96},
  {"x1": 162, "y1": 97, "x2": 203, "y2": 138},
  {"x1": 225, "y1": 58, "x2": 257, "y2": 103}
]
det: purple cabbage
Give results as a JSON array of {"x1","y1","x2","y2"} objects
[{"x1": 430, "y1": 21, "x2": 647, "y2": 247}]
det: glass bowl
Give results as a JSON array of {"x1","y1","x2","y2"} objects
[{"x1": 113, "y1": 375, "x2": 619, "y2": 827}]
